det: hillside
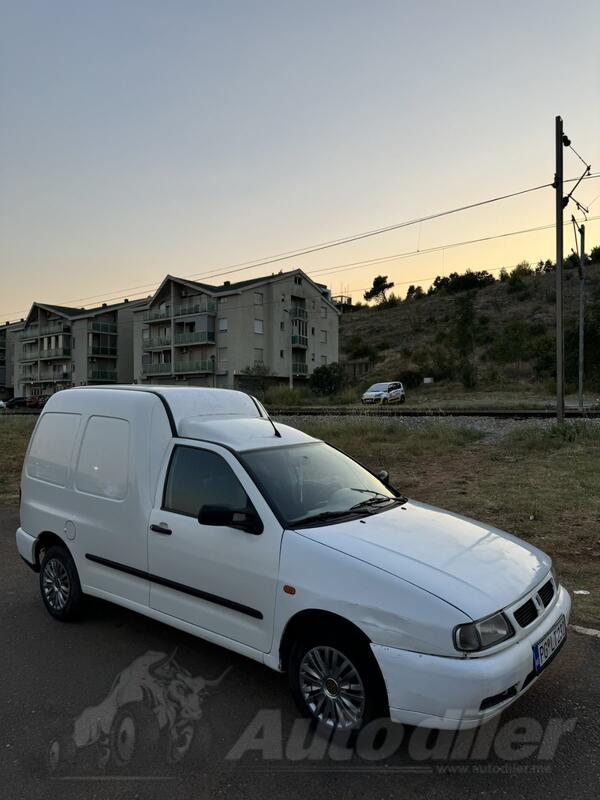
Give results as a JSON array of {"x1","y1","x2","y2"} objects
[{"x1": 339, "y1": 262, "x2": 600, "y2": 402}]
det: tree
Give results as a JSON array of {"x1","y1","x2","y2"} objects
[
  {"x1": 309, "y1": 363, "x2": 347, "y2": 396},
  {"x1": 238, "y1": 363, "x2": 271, "y2": 395},
  {"x1": 454, "y1": 293, "x2": 477, "y2": 388},
  {"x1": 363, "y1": 275, "x2": 395, "y2": 305},
  {"x1": 590, "y1": 245, "x2": 600, "y2": 264},
  {"x1": 406, "y1": 285, "x2": 424, "y2": 301}
]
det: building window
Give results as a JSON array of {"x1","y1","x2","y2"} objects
[
  {"x1": 254, "y1": 348, "x2": 264, "y2": 364},
  {"x1": 311, "y1": 327, "x2": 315, "y2": 335},
  {"x1": 280, "y1": 350, "x2": 284, "y2": 358},
  {"x1": 218, "y1": 318, "x2": 228, "y2": 332},
  {"x1": 321, "y1": 355, "x2": 328, "y2": 365},
  {"x1": 280, "y1": 321, "x2": 285, "y2": 331},
  {"x1": 218, "y1": 347, "x2": 228, "y2": 363},
  {"x1": 320, "y1": 330, "x2": 328, "y2": 344},
  {"x1": 294, "y1": 275, "x2": 302, "y2": 285},
  {"x1": 254, "y1": 292, "x2": 263, "y2": 305},
  {"x1": 312, "y1": 300, "x2": 316, "y2": 310},
  {"x1": 254, "y1": 319, "x2": 264, "y2": 335},
  {"x1": 320, "y1": 305, "x2": 327, "y2": 319},
  {"x1": 219, "y1": 297, "x2": 228, "y2": 304},
  {"x1": 311, "y1": 353, "x2": 315, "y2": 361}
]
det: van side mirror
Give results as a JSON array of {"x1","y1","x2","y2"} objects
[
  {"x1": 377, "y1": 470, "x2": 390, "y2": 486},
  {"x1": 198, "y1": 504, "x2": 263, "y2": 535}
]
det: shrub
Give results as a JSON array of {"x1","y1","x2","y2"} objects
[{"x1": 308, "y1": 362, "x2": 347, "y2": 396}]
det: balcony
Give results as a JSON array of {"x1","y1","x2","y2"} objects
[
  {"x1": 88, "y1": 320, "x2": 117, "y2": 334},
  {"x1": 88, "y1": 370, "x2": 117, "y2": 382},
  {"x1": 173, "y1": 300, "x2": 217, "y2": 317},
  {"x1": 19, "y1": 329, "x2": 40, "y2": 342},
  {"x1": 291, "y1": 335, "x2": 308, "y2": 348},
  {"x1": 142, "y1": 363, "x2": 173, "y2": 376},
  {"x1": 174, "y1": 360, "x2": 213, "y2": 374},
  {"x1": 174, "y1": 331, "x2": 215, "y2": 346},
  {"x1": 292, "y1": 362, "x2": 308, "y2": 376},
  {"x1": 39, "y1": 323, "x2": 71, "y2": 337},
  {"x1": 143, "y1": 307, "x2": 172, "y2": 322},
  {"x1": 143, "y1": 336, "x2": 171, "y2": 350},
  {"x1": 20, "y1": 351, "x2": 39, "y2": 362},
  {"x1": 39, "y1": 348, "x2": 71, "y2": 360},
  {"x1": 40, "y1": 373, "x2": 71, "y2": 383},
  {"x1": 290, "y1": 306, "x2": 308, "y2": 320},
  {"x1": 89, "y1": 345, "x2": 118, "y2": 357}
]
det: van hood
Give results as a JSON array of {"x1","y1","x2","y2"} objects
[{"x1": 294, "y1": 500, "x2": 551, "y2": 619}]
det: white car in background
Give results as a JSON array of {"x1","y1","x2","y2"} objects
[{"x1": 361, "y1": 381, "x2": 406, "y2": 405}]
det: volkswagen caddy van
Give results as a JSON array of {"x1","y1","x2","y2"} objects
[{"x1": 17, "y1": 387, "x2": 570, "y2": 731}]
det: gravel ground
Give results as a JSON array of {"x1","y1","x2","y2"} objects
[{"x1": 274, "y1": 414, "x2": 600, "y2": 444}]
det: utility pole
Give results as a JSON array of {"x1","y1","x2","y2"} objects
[
  {"x1": 555, "y1": 116, "x2": 565, "y2": 423},
  {"x1": 578, "y1": 223, "x2": 585, "y2": 411}
]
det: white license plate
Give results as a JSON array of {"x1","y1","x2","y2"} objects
[{"x1": 533, "y1": 615, "x2": 566, "y2": 673}]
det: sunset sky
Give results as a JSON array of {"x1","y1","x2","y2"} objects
[{"x1": 1, "y1": 0, "x2": 599, "y2": 321}]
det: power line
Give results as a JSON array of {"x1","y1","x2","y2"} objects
[
  {"x1": 310, "y1": 215, "x2": 600, "y2": 280},
  {"x1": 2, "y1": 173, "x2": 600, "y2": 321}
]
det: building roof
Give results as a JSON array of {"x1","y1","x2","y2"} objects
[
  {"x1": 143, "y1": 268, "x2": 339, "y2": 313},
  {"x1": 21, "y1": 297, "x2": 149, "y2": 327}
]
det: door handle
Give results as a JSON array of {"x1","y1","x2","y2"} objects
[{"x1": 150, "y1": 524, "x2": 172, "y2": 535}]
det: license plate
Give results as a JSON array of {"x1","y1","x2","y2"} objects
[{"x1": 533, "y1": 615, "x2": 566, "y2": 673}]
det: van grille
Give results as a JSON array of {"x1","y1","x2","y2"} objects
[
  {"x1": 514, "y1": 598, "x2": 538, "y2": 628},
  {"x1": 538, "y1": 579, "x2": 554, "y2": 608}
]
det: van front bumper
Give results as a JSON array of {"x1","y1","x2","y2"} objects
[
  {"x1": 371, "y1": 585, "x2": 571, "y2": 730},
  {"x1": 16, "y1": 527, "x2": 38, "y2": 567}
]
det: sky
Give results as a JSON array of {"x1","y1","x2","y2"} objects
[{"x1": 1, "y1": 0, "x2": 599, "y2": 321}]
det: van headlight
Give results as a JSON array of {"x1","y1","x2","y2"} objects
[
  {"x1": 454, "y1": 612, "x2": 514, "y2": 652},
  {"x1": 551, "y1": 564, "x2": 560, "y2": 588}
]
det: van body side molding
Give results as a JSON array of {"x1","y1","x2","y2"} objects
[{"x1": 85, "y1": 553, "x2": 263, "y2": 620}]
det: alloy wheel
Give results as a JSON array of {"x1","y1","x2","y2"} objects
[
  {"x1": 299, "y1": 646, "x2": 365, "y2": 729},
  {"x1": 42, "y1": 558, "x2": 71, "y2": 611}
]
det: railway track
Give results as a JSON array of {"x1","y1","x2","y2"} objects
[{"x1": 270, "y1": 406, "x2": 600, "y2": 419}]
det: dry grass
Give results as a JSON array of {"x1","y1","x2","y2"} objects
[
  {"x1": 0, "y1": 416, "x2": 36, "y2": 504},
  {"x1": 1, "y1": 414, "x2": 598, "y2": 625},
  {"x1": 285, "y1": 417, "x2": 600, "y2": 627}
]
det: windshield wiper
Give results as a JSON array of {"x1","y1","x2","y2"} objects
[
  {"x1": 289, "y1": 510, "x2": 357, "y2": 527},
  {"x1": 348, "y1": 496, "x2": 397, "y2": 513}
]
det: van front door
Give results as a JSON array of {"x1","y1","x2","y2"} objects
[{"x1": 147, "y1": 442, "x2": 282, "y2": 653}]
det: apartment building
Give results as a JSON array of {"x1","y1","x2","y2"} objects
[
  {"x1": 15, "y1": 299, "x2": 146, "y2": 397},
  {"x1": 133, "y1": 269, "x2": 340, "y2": 388},
  {"x1": 0, "y1": 320, "x2": 25, "y2": 399}
]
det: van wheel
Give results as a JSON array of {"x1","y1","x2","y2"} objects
[
  {"x1": 288, "y1": 632, "x2": 387, "y2": 732},
  {"x1": 39, "y1": 545, "x2": 83, "y2": 621},
  {"x1": 399, "y1": 396, "x2": 406, "y2": 404},
  {"x1": 381, "y1": 397, "x2": 388, "y2": 405}
]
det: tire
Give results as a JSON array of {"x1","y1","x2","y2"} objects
[
  {"x1": 399, "y1": 395, "x2": 406, "y2": 404},
  {"x1": 108, "y1": 703, "x2": 160, "y2": 770},
  {"x1": 381, "y1": 397, "x2": 388, "y2": 405},
  {"x1": 39, "y1": 545, "x2": 83, "y2": 621},
  {"x1": 288, "y1": 630, "x2": 387, "y2": 733}
]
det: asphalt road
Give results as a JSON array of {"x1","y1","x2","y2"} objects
[{"x1": 1, "y1": 504, "x2": 599, "y2": 800}]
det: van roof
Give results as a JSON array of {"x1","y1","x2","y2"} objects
[{"x1": 47, "y1": 386, "x2": 315, "y2": 450}]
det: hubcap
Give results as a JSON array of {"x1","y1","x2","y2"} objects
[
  {"x1": 42, "y1": 558, "x2": 71, "y2": 610},
  {"x1": 299, "y1": 646, "x2": 365, "y2": 729}
]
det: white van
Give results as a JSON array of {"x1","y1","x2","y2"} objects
[{"x1": 17, "y1": 386, "x2": 570, "y2": 731}]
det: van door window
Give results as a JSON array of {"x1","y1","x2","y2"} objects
[
  {"x1": 75, "y1": 416, "x2": 130, "y2": 499},
  {"x1": 163, "y1": 446, "x2": 251, "y2": 518},
  {"x1": 27, "y1": 412, "x2": 81, "y2": 486}
]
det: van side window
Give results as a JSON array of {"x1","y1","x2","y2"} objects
[
  {"x1": 75, "y1": 416, "x2": 129, "y2": 500},
  {"x1": 27, "y1": 412, "x2": 81, "y2": 486},
  {"x1": 163, "y1": 446, "x2": 250, "y2": 518}
]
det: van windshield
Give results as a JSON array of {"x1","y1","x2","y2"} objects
[{"x1": 241, "y1": 442, "x2": 401, "y2": 528}]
